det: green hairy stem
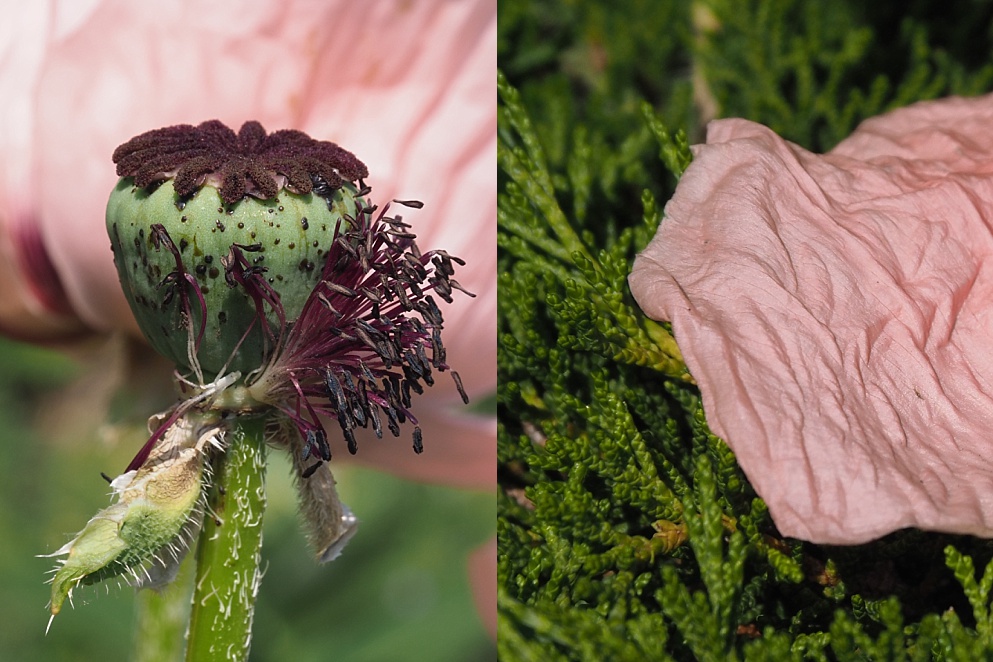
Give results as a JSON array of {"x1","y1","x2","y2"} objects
[
  {"x1": 185, "y1": 415, "x2": 268, "y2": 662},
  {"x1": 132, "y1": 555, "x2": 195, "y2": 662}
]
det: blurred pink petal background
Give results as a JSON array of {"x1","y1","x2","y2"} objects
[
  {"x1": 630, "y1": 95, "x2": 993, "y2": 545},
  {"x1": 1, "y1": 0, "x2": 494, "y2": 631}
]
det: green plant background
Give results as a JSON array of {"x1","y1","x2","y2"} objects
[
  {"x1": 499, "y1": 0, "x2": 993, "y2": 659},
  {"x1": 0, "y1": 337, "x2": 494, "y2": 661}
]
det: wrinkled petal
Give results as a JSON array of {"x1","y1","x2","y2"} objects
[{"x1": 630, "y1": 94, "x2": 993, "y2": 544}]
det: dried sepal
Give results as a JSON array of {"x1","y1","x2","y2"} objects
[{"x1": 44, "y1": 409, "x2": 225, "y2": 624}]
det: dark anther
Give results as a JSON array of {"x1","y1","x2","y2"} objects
[
  {"x1": 302, "y1": 461, "x2": 323, "y2": 479},
  {"x1": 353, "y1": 379, "x2": 369, "y2": 426},
  {"x1": 326, "y1": 282, "x2": 358, "y2": 298},
  {"x1": 403, "y1": 348, "x2": 424, "y2": 378},
  {"x1": 432, "y1": 276, "x2": 454, "y2": 303},
  {"x1": 316, "y1": 292, "x2": 341, "y2": 317},
  {"x1": 431, "y1": 328, "x2": 446, "y2": 364},
  {"x1": 412, "y1": 427, "x2": 424, "y2": 454},
  {"x1": 359, "y1": 286, "x2": 381, "y2": 303},
  {"x1": 358, "y1": 360, "x2": 377, "y2": 384},
  {"x1": 100, "y1": 472, "x2": 113, "y2": 484},
  {"x1": 393, "y1": 199, "x2": 425, "y2": 209},
  {"x1": 392, "y1": 282, "x2": 412, "y2": 311},
  {"x1": 344, "y1": 426, "x2": 358, "y2": 455},
  {"x1": 448, "y1": 279, "x2": 474, "y2": 298},
  {"x1": 407, "y1": 373, "x2": 425, "y2": 396},
  {"x1": 306, "y1": 427, "x2": 331, "y2": 462},
  {"x1": 415, "y1": 344, "x2": 434, "y2": 385},
  {"x1": 452, "y1": 371, "x2": 469, "y2": 404},
  {"x1": 325, "y1": 370, "x2": 347, "y2": 413},
  {"x1": 369, "y1": 402, "x2": 383, "y2": 438},
  {"x1": 385, "y1": 404, "x2": 401, "y2": 437},
  {"x1": 354, "y1": 325, "x2": 379, "y2": 352}
]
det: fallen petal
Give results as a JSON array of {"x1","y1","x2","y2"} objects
[{"x1": 630, "y1": 94, "x2": 993, "y2": 544}]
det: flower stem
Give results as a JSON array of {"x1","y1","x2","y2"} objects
[
  {"x1": 185, "y1": 414, "x2": 268, "y2": 662},
  {"x1": 132, "y1": 554, "x2": 195, "y2": 662}
]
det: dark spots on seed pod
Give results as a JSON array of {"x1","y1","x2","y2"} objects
[
  {"x1": 321, "y1": 224, "x2": 327, "y2": 231},
  {"x1": 313, "y1": 240, "x2": 319, "y2": 247},
  {"x1": 250, "y1": 231, "x2": 257, "y2": 239},
  {"x1": 276, "y1": 223, "x2": 281, "y2": 229},
  {"x1": 217, "y1": 207, "x2": 224, "y2": 213},
  {"x1": 288, "y1": 242, "x2": 296, "y2": 249},
  {"x1": 268, "y1": 277, "x2": 274, "y2": 283},
  {"x1": 133, "y1": 237, "x2": 141, "y2": 250},
  {"x1": 201, "y1": 285, "x2": 210, "y2": 294},
  {"x1": 132, "y1": 261, "x2": 138, "y2": 271},
  {"x1": 181, "y1": 215, "x2": 188, "y2": 223},
  {"x1": 268, "y1": 208, "x2": 275, "y2": 214},
  {"x1": 276, "y1": 274, "x2": 284, "y2": 281},
  {"x1": 179, "y1": 238, "x2": 189, "y2": 252},
  {"x1": 227, "y1": 207, "x2": 235, "y2": 215},
  {"x1": 298, "y1": 259, "x2": 315, "y2": 271},
  {"x1": 218, "y1": 311, "x2": 227, "y2": 324},
  {"x1": 208, "y1": 267, "x2": 219, "y2": 278},
  {"x1": 204, "y1": 255, "x2": 213, "y2": 264},
  {"x1": 216, "y1": 220, "x2": 226, "y2": 231},
  {"x1": 274, "y1": 238, "x2": 280, "y2": 245},
  {"x1": 252, "y1": 255, "x2": 265, "y2": 264},
  {"x1": 195, "y1": 264, "x2": 207, "y2": 275},
  {"x1": 238, "y1": 222, "x2": 245, "y2": 229},
  {"x1": 301, "y1": 217, "x2": 309, "y2": 230},
  {"x1": 278, "y1": 205, "x2": 284, "y2": 212}
]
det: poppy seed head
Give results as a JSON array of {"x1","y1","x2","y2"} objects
[{"x1": 112, "y1": 120, "x2": 368, "y2": 204}]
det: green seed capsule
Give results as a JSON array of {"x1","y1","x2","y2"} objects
[
  {"x1": 104, "y1": 119, "x2": 369, "y2": 380},
  {"x1": 107, "y1": 179, "x2": 359, "y2": 377}
]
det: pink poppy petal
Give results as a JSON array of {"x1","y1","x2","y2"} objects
[
  {"x1": 33, "y1": 0, "x2": 315, "y2": 334},
  {"x1": 28, "y1": 0, "x2": 496, "y2": 348},
  {"x1": 4, "y1": 0, "x2": 495, "y2": 487},
  {"x1": 0, "y1": 217, "x2": 87, "y2": 340},
  {"x1": 630, "y1": 95, "x2": 993, "y2": 544}
]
